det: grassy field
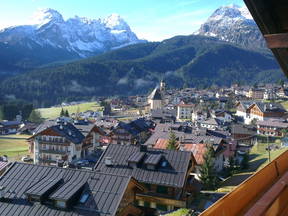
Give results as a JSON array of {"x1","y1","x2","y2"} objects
[
  {"x1": 164, "y1": 209, "x2": 190, "y2": 216},
  {"x1": 37, "y1": 102, "x2": 102, "y2": 119},
  {"x1": 0, "y1": 134, "x2": 31, "y2": 161},
  {"x1": 218, "y1": 141, "x2": 287, "y2": 192},
  {"x1": 280, "y1": 100, "x2": 288, "y2": 110}
]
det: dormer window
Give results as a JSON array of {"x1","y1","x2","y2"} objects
[
  {"x1": 127, "y1": 152, "x2": 145, "y2": 168},
  {"x1": 79, "y1": 193, "x2": 89, "y2": 204},
  {"x1": 56, "y1": 200, "x2": 66, "y2": 208},
  {"x1": 144, "y1": 154, "x2": 163, "y2": 170},
  {"x1": 25, "y1": 178, "x2": 63, "y2": 203},
  {"x1": 161, "y1": 161, "x2": 168, "y2": 168}
]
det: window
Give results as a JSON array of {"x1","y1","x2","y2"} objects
[
  {"x1": 79, "y1": 193, "x2": 89, "y2": 204},
  {"x1": 150, "y1": 202, "x2": 156, "y2": 209},
  {"x1": 144, "y1": 201, "x2": 150, "y2": 208},
  {"x1": 156, "y1": 204, "x2": 167, "y2": 211},
  {"x1": 161, "y1": 161, "x2": 168, "y2": 167},
  {"x1": 56, "y1": 200, "x2": 66, "y2": 208},
  {"x1": 144, "y1": 183, "x2": 151, "y2": 190},
  {"x1": 137, "y1": 200, "x2": 144, "y2": 207},
  {"x1": 156, "y1": 186, "x2": 168, "y2": 194}
]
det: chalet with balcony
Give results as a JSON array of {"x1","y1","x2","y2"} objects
[
  {"x1": 210, "y1": 110, "x2": 232, "y2": 123},
  {"x1": 235, "y1": 101, "x2": 287, "y2": 124},
  {"x1": 94, "y1": 144, "x2": 196, "y2": 215},
  {"x1": 0, "y1": 162, "x2": 144, "y2": 216},
  {"x1": 0, "y1": 120, "x2": 21, "y2": 135},
  {"x1": 200, "y1": 118, "x2": 224, "y2": 130},
  {"x1": 256, "y1": 120, "x2": 288, "y2": 137},
  {"x1": 29, "y1": 121, "x2": 104, "y2": 165},
  {"x1": 109, "y1": 118, "x2": 154, "y2": 145}
]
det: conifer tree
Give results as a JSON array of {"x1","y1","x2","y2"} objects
[
  {"x1": 199, "y1": 145, "x2": 219, "y2": 190},
  {"x1": 167, "y1": 131, "x2": 177, "y2": 150},
  {"x1": 60, "y1": 108, "x2": 65, "y2": 117},
  {"x1": 65, "y1": 109, "x2": 69, "y2": 117}
]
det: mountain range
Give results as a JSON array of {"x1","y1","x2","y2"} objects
[
  {"x1": 0, "y1": 8, "x2": 142, "y2": 74},
  {"x1": 0, "y1": 5, "x2": 285, "y2": 106}
]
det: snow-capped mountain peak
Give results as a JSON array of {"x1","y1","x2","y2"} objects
[
  {"x1": 102, "y1": 13, "x2": 130, "y2": 30},
  {"x1": 0, "y1": 9, "x2": 143, "y2": 58},
  {"x1": 32, "y1": 8, "x2": 64, "y2": 27},
  {"x1": 196, "y1": 4, "x2": 266, "y2": 49},
  {"x1": 209, "y1": 4, "x2": 252, "y2": 21}
]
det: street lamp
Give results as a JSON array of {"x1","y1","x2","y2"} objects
[{"x1": 266, "y1": 134, "x2": 271, "y2": 162}]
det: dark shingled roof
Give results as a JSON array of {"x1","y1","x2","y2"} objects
[
  {"x1": 127, "y1": 152, "x2": 146, "y2": 163},
  {"x1": 238, "y1": 101, "x2": 286, "y2": 113},
  {"x1": 31, "y1": 122, "x2": 85, "y2": 144},
  {"x1": 0, "y1": 121, "x2": 21, "y2": 127},
  {"x1": 150, "y1": 88, "x2": 162, "y2": 100},
  {"x1": 0, "y1": 162, "x2": 135, "y2": 216},
  {"x1": 144, "y1": 154, "x2": 162, "y2": 165},
  {"x1": 112, "y1": 118, "x2": 153, "y2": 136},
  {"x1": 0, "y1": 162, "x2": 8, "y2": 172},
  {"x1": 94, "y1": 145, "x2": 192, "y2": 188}
]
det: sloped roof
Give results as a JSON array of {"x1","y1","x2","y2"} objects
[
  {"x1": 0, "y1": 162, "x2": 8, "y2": 172},
  {"x1": 94, "y1": 144, "x2": 193, "y2": 188},
  {"x1": 0, "y1": 162, "x2": 136, "y2": 216},
  {"x1": 154, "y1": 138, "x2": 169, "y2": 149},
  {"x1": 202, "y1": 118, "x2": 222, "y2": 126},
  {"x1": 113, "y1": 118, "x2": 153, "y2": 136},
  {"x1": 238, "y1": 101, "x2": 286, "y2": 113},
  {"x1": 182, "y1": 143, "x2": 207, "y2": 165},
  {"x1": 149, "y1": 88, "x2": 162, "y2": 100},
  {"x1": 31, "y1": 122, "x2": 85, "y2": 144},
  {"x1": 257, "y1": 120, "x2": 288, "y2": 128}
]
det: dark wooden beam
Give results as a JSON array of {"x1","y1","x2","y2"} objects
[{"x1": 264, "y1": 33, "x2": 288, "y2": 49}]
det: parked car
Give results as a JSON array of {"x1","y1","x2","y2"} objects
[{"x1": 21, "y1": 156, "x2": 33, "y2": 162}]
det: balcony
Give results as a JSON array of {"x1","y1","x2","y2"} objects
[
  {"x1": 37, "y1": 138, "x2": 70, "y2": 146},
  {"x1": 38, "y1": 158, "x2": 56, "y2": 163},
  {"x1": 39, "y1": 148, "x2": 68, "y2": 155},
  {"x1": 136, "y1": 192, "x2": 186, "y2": 208}
]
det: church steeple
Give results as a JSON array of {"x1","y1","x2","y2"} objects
[{"x1": 160, "y1": 80, "x2": 166, "y2": 91}]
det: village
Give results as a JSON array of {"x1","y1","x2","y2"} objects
[{"x1": 1, "y1": 81, "x2": 288, "y2": 215}]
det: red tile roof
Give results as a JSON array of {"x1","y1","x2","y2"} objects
[
  {"x1": 154, "y1": 138, "x2": 169, "y2": 149},
  {"x1": 183, "y1": 143, "x2": 207, "y2": 165}
]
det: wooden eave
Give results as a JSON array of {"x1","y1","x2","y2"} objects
[{"x1": 244, "y1": 0, "x2": 288, "y2": 76}]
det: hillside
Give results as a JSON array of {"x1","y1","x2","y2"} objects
[{"x1": 0, "y1": 35, "x2": 284, "y2": 106}]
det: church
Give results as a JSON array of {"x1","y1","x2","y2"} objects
[{"x1": 147, "y1": 80, "x2": 166, "y2": 110}]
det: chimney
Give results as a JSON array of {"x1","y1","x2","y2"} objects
[
  {"x1": 104, "y1": 157, "x2": 113, "y2": 166},
  {"x1": 140, "y1": 145, "x2": 147, "y2": 152},
  {"x1": 57, "y1": 160, "x2": 64, "y2": 168}
]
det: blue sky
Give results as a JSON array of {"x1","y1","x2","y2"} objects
[{"x1": 0, "y1": 0, "x2": 245, "y2": 41}]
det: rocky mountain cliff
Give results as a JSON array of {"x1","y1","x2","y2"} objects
[{"x1": 196, "y1": 4, "x2": 266, "y2": 50}]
